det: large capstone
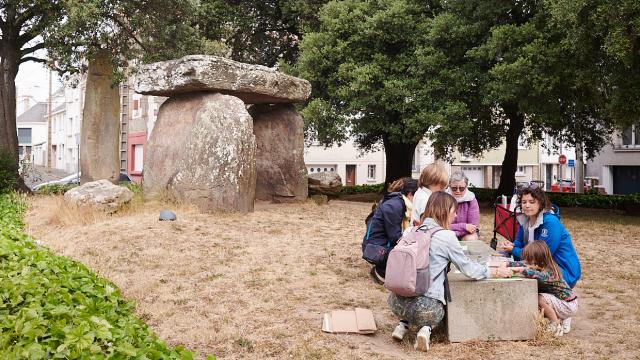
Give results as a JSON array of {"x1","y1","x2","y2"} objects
[
  {"x1": 142, "y1": 92, "x2": 256, "y2": 213},
  {"x1": 249, "y1": 104, "x2": 308, "y2": 202},
  {"x1": 134, "y1": 55, "x2": 311, "y2": 104}
]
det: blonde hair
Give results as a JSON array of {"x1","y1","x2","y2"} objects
[
  {"x1": 522, "y1": 241, "x2": 563, "y2": 280},
  {"x1": 421, "y1": 191, "x2": 457, "y2": 229},
  {"x1": 418, "y1": 163, "x2": 449, "y2": 189}
]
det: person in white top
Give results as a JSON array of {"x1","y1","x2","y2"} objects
[{"x1": 411, "y1": 163, "x2": 449, "y2": 225}]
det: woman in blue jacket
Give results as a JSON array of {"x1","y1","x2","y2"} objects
[
  {"x1": 499, "y1": 184, "x2": 581, "y2": 333},
  {"x1": 362, "y1": 177, "x2": 418, "y2": 284}
]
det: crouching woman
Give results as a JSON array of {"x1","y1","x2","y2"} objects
[{"x1": 387, "y1": 192, "x2": 512, "y2": 351}]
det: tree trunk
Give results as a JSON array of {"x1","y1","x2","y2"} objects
[
  {"x1": 80, "y1": 50, "x2": 121, "y2": 184},
  {"x1": 0, "y1": 45, "x2": 30, "y2": 192},
  {"x1": 383, "y1": 137, "x2": 417, "y2": 191},
  {"x1": 496, "y1": 103, "x2": 525, "y2": 197},
  {"x1": 575, "y1": 141, "x2": 584, "y2": 193}
]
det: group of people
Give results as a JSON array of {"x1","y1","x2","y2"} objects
[{"x1": 361, "y1": 163, "x2": 582, "y2": 351}]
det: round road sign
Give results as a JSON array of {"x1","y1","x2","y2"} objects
[{"x1": 559, "y1": 154, "x2": 567, "y2": 165}]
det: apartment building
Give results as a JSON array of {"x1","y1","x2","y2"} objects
[
  {"x1": 16, "y1": 103, "x2": 47, "y2": 163},
  {"x1": 586, "y1": 122, "x2": 640, "y2": 195},
  {"x1": 304, "y1": 140, "x2": 436, "y2": 186},
  {"x1": 450, "y1": 135, "x2": 576, "y2": 190}
]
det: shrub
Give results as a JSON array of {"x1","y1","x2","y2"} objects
[
  {"x1": 35, "y1": 183, "x2": 78, "y2": 195},
  {"x1": 0, "y1": 193, "x2": 203, "y2": 359},
  {"x1": 0, "y1": 148, "x2": 19, "y2": 193},
  {"x1": 120, "y1": 181, "x2": 142, "y2": 194},
  {"x1": 339, "y1": 183, "x2": 384, "y2": 195},
  {"x1": 469, "y1": 187, "x2": 639, "y2": 214}
]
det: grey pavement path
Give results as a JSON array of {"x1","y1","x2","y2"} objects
[{"x1": 24, "y1": 165, "x2": 72, "y2": 188}]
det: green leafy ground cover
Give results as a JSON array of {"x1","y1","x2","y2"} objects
[{"x1": 0, "y1": 193, "x2": 200, "y2": 359}]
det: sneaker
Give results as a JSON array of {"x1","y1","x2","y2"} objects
[
  {"x1": 392, "y1": 322, "x2": 408, "y2": 341},
  {"x1": 414, "y1": 326, "x2": 431, "y2": 351},
  {"x1": 561, "y1": 317, "x2": 571, "y2": 334},
  {"x1": 370, "y1": 267, "x2": 385, "y2": 285},
  {"x1": 546, "y1": 322, "x2": 563, "y2": 337}
]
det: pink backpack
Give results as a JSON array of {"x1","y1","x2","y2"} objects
[{"x1": 384, "y1": 225, "x2": 442, "y2": 297}]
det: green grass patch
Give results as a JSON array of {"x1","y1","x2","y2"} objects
[{"x1": 0, "y1": 193, "x2": 207, "y2": 359}]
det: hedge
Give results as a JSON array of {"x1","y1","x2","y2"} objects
[
  {"x1": 0, "y1": 193, "x2": 208, "y2": 359},
  {"x1": 471, "y1": 187, "x2": 640, "y2": 212},
  {"x1": 338, "y1": 183, "x2": 639, "y2": 213},
  {"x1": 339, "y1": 183, "x2": 384, "y2": 195}
]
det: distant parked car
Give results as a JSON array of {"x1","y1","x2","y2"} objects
[
  {"x1": 550, "y1": 179, "x2": 591, "y2": 193},
  {"x1": 32, "y1": 172, "x2": 133, "y2": 191}
]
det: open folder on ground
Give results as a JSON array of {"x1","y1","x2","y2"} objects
[{"x1": 322, "y1": 308, "x2": 377, "y2": 334}]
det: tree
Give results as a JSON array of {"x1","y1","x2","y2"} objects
[
  {"x1": 1, "y1": 0, "x2": 205, "y2": 190},
  {"x1": 1, "y1": 1, "x2": 66, "y2": 191},
  {"x1": 297, "y1": 0, "x2": 471, "y2": 185},
  {"x1": 427, "y1": 0, "x2": 638, "y2": 196},
  {"x1": 195, "y1": 0, "x2": 328, "y2": 67}
]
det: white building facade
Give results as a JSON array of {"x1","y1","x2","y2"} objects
[{"x1": 304, "y1": 140, "x2": 436, "y2": 186}]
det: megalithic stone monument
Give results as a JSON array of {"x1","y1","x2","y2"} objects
[
  {"x1": 81, "y1": 50, "x2": 121, "y2": 184},
  {"x1": 134, "y1": 55, "x2": 312, "y2": 212}
]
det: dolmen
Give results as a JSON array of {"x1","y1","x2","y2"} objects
[{"x1": 134, "y1": 55, "x2": 311, "y2": 212}]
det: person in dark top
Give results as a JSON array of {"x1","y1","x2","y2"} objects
[{"x1": 362, "y1": 177, "x2": 418, "y2": 284}]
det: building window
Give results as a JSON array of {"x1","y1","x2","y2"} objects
[
  {"x1": 622, "y1": 123, "x2": 640, "y2": 148},
  {"x1": 330, "y1": 167, "x2": 334, "y2": 172},
  {"x1": 133, "y1": 144, "x2": 144, "y2": 172},
  {"x1": 309, "y1": 168, "x2": 314, "y2": 173},
  {"x1": 17, "y1": 128, "x2": 32, "y2": 144},
  {"x1": 517, "y1": 135, "x2": 527, "y2": 149},
  {"x1": 412, "y1": 148, "x2": 420, "y2": 171},
  {"x1": 368, "y1": 165, "x2": 376, "y2": 179},
  {"x1": 133, "y1": 99, "x2": 139, "y2": 110},
  {"x1": 516, "y1": 166, "x2": 526, "y2": 175}
]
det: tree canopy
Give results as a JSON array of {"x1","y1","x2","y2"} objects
[
  {"x1": 297, "y1": 0, "x2": 471, "y2": 184},
  {"x1": 298, "y1": 0, "x2": 639, "y2": 193},
  {"x1": 0, "y1": 0, "x2": 205, "y2": 191}
]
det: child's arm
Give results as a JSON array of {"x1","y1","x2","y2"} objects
[
  {"x1": 506, "y1": 260, "x2": 527, "y2": 268},
  {"x1": 518, "y1": 268, "x2": 551, "y2": 281}
]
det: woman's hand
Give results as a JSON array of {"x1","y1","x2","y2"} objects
[
  {"x1": 491, "y1": 267, "x2": 513, "y2": 278},
  {"x1": 498, "y1": 240, "x2": 513, "y2": 252},
  {"x1": 465, "y1": 224, "x2": 477, "y2": 234},
  {"x1": 509, "y1": 267, "x2": 526, "y2": 273}
]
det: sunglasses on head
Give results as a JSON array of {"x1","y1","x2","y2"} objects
[{"x1": 450, "y1": 186, "x2": 466, "y2": 192}]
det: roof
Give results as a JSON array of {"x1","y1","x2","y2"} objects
[
  {"x1": 52, "y1": 103, "x2": 65, "y2": 113},
  {"x1": 16, "y1": 102, "x2": 47, "y2": 123}
]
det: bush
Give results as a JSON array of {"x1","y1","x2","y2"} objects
[
  {"x1": 339, "y1": 183, "x2": 384, "y2": 195},
  {"x1": 469, "y1": 187, "x2": 639, "y2": 213},
  {"x1": 34, "y1": 183, "x2": 78, "y2": 195},
  {"x1": 120, "y1": 181, "x2": 142, "y2": 194},
  {"x1": 0, "y1": 148, "x2": 19, "y2": 193},
  {"x1": 0, "y1": 193, "x2": 203, "y2": 359}
]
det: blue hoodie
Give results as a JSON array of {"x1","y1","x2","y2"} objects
[
  {"x1": 362, "y1": 192, "x2": 405, "y2": 251},
  {"x1": 513, "y1": 212, "x2": 581, "y2": 288}
]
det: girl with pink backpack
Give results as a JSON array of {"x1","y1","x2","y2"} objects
[{"x1": 387, "y1": 192, "x2": 512, "y2": 351}]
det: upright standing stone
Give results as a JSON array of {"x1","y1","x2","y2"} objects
[
  {"x1": 81, "y1": 50, "x2": 121, "y2": 184},
  {"x1": 249, "y1": 104, "x2": 307, "y2": 202},
  {"x1": 143, "y1": 93, "x2": 256, "y2": 212}
]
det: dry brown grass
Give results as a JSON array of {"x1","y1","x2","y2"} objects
[{"x1": 25, "y1": 198, "x2": 640, "y2": 359}]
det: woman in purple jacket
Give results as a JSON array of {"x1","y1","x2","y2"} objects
[{"x1": 446, "y1": 171, "x2": 480, "y2": 240}]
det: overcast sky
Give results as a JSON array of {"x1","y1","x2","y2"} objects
[{"x1": 15, "y1": 61, "x2": 62, "y2": 102}]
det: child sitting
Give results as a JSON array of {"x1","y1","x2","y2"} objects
[{"x1": 505, "y1": 240, "x2": 578, "y2": 337}]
